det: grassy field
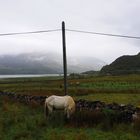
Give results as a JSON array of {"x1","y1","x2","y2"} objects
[
  {"x1": 0, "y1": 98, "x2": 140, "y2": 140},
  {"x1": 0, "y1": 74, "x2": 140, "y2": 105},
  {"x1": 0, "y1": 74, "x2": 140, "y2": 140}
]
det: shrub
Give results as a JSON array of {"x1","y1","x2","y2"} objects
[{"x1": 70, "y1": 110, "x2": 105, "y2": 127}]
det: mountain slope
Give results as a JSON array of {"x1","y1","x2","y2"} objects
[
  {"x1": 100, "y1": 53, "x2": 140, "y2": 75},
  {"x1": 0, "y1": 53, "x2": 106, "y2": 74}
]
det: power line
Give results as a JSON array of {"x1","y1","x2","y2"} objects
[
  {"x1": 0, "y1": 29, "x2": 61, "y2": 36},
  {"x1": 66, "y1": 29, "x2": 140, "y2": 40},
  {"x1": 0, "y1": 28, "x2": 140, "y2": 40}
]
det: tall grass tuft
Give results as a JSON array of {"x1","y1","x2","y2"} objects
[
  {"x1": 74, "y1": 131, "x2": 89, "y2": 140},
  {"x1": 48, "y1": 131, "x2": 66, "y2": 140},
  {"x1": 46, "y1": 111, "x2": 66, "y2": 128},
  {"x1": 133, "y1": 117, "x2": 140, "y2": 132}
]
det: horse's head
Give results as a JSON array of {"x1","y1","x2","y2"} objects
[
  {"x1": 66, "y1": 105, "x2": 75, "y2": 119},
  {"x1": 67, "y1": 97, "x2": 76, "y2": 119},
  {"x1": 68, "y1": 104, "x2": 76, "y2": 115},
  {"x1": 64, "y1": 96, "x2": 76, "y2": 119}
]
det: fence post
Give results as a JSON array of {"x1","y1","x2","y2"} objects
[{"x1": 62, "y1": 21, "x2": 67, "y2": 95}]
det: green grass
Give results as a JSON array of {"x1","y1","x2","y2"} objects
[
  {"x1": 75, "y1": 93, "x2": 140, "y2": 106},
  {"x1": 0, "y1": 74, "x2": 140, "y2": 139},
  {"x1": 80, "y1": 82, "x2": 140, "y2": 90},
  {"x1": 0, "y1": 98, "x2": 140, "y2": 140},
  {"x1": 0, "y1": 74, "x2": 140, "y2": 96}
]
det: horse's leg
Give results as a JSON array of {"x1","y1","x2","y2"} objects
[
  {"x1": 45, "y1": 102, "x2": 48, "y2": 118},
  {"x1": 45, "y1": 103, "x2": 53, "y2": 119},
  {"x1": 48, "y1": 105, "x2": 53, "y2": 117},
  {"x1": 66, "y1": 109, "x2": 70, "y2": 119},
  {"x1": 64, "y1": 108, "x2": 67, "y2": 116}
]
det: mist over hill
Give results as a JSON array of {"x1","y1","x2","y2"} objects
[
  {"x1": 0, "y1": 53, "x2": 106, "y2": 74},
  {"x1": 100, "y1": 52, "x2": 140, "y2": 75}
]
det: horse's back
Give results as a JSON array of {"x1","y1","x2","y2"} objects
[
  {"x1": 53, "y1": 95, "x2": 75, "y2": 106},
  {"x1": 45, "y1": 95, "x2": 67, "y2": 109},
  {"x1": 45, "y1": 95, "x2": 55, "y2": 103},
  {"x1": 45, "y1": 95, "x2": 75, "y2": 107}
]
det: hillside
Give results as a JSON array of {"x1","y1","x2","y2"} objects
[
  {"x1": 81, "y1": 70, "x2": 99, "y2": 75},
  {"x1": 0, "y1": 53, "x2": 106, "y2": 74},
  {"x1": 100, "y1": 53, "x2": 140, "y2": 75}
]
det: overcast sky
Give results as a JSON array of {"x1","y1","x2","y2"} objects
[{"x1": 0, "y1": 0, "x2": 140, "y2": 63}]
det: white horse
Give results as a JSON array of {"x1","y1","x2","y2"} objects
[{"x1": 44, "y1": 95, "x2": 76, "y2": 119}]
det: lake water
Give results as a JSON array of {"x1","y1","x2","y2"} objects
[{"x1": 0, "y1": 74, "x2": 63, "y2": 79}]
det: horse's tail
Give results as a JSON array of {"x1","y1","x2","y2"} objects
[{"x1": 44, "y1": 100, "x2": 48, "y2": 118}]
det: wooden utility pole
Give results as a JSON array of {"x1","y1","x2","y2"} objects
[{"x1": 62, "y1": 21, "x2": 67, "y2": 95}]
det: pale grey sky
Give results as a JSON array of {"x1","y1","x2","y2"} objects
[{"x1": 0, "y1": 0, "x2": 140, "y2": 63}]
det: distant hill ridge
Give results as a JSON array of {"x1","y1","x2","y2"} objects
[
  {"x1": 100, "y1": 52, "x2": 140, "y2": 75},
  {"x1": 0, "y1": 53, "x2": 106, "y2": 74}
]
